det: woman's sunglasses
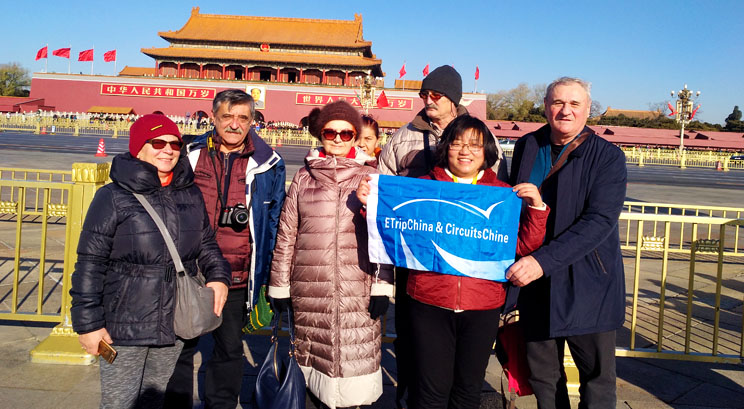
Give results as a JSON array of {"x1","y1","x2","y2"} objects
[
  {"x1": 321, "y1": 129, "x2": 356, "y2": 142},
  {"x1": 146, "y1": 139, "x2": 183, "y2": 150}
]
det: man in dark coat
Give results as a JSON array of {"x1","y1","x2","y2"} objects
[{"x1": 507, "y1": 77, "x2": 626, "y2": 409}]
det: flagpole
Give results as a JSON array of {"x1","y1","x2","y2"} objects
[
  {"x1": 45, "y1": 44, "x2": 48, "y2": 73},
  {"x1": 67, "y1": 44, "x2": 71, "y2": 74},
  {"x1": 474, "y1": 79, "x2": 477, "y2": 93},
  {"x1": 91, "y1": 45, "x2": 94, "y2": 75}
]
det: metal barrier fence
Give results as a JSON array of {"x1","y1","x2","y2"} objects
[
  {"x1": 5, "y1": 116, "x2": 744, "y2": 169},
  {"x1": 0, "y1": 115, "x2": 209, "y2": 138},
  {"x1": 617, "y1": 212, "x2": 744, "y2": 363},
  {"x1": 622, "y1": 147, "x2": 744, "y2": 171},
  {"x1": 0, "y1": 163, "x2": 110, "y2": 364},
  {"x1": 623, "y1": 202, "x2": 743, "y2": 257},
  {"x1": 0, "y1": 180, "x2": 73, "y2": 323},
  {"x1": 0, "y1": 163, "x2": 741, "y2": 365},
  {"x1": 0, "y1": 167, "x2": 73, "y2": 213}
]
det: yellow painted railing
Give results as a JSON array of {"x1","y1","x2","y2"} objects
[
  {"x1": 0, "y1": 115, "x2": 205, "y2": 139},
  {"x1": 0, "y1": 167, "x2": 73, "y2": 212},
  {"x1": 0, "y1": 180, "x2": 72, "y2": 322},
  {"x1": 622, "y1": 202, "x2": 743, "y2": 257},
  {"x1": 4, "y1": 116, "x2": 743, "y2": 169},
  {"x1": 617, "y1": 212, "x2": 744, "y2": 363},
  {"x1": 0, "y1": 163, "x2": 110, "y2": 364},
  {"x1": 622, "y1": 146, "x2": 744, "y2": 170}
]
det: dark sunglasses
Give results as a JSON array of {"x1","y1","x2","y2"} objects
[
  {"x1": 419, "y1": 90, "x2": 444, "y2": 102},
  {"x1": 146, "y1": 139, "x2": 183, "y2": 150},
  {"x1": 321, "y1": 129, "x2": 356, "y2": 142}
]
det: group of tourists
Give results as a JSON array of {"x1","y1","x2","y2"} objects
[{"x1": 70, "y1": 65, "x2": 626, "y2": 409}]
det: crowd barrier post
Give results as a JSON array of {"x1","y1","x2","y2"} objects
[{"x1": 30, "y1": 162, "x2": 111, "y2": 365}]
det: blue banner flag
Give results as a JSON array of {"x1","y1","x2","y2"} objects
[{"x1": 366, "y1": 175, "x2": 521, "y2": 282}]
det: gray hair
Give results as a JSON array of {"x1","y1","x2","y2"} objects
[
  {"x1": 545, "y1": 77, "x2": 591, "y2": 101},
  {"x1": 212, "y1": 89, "x2": 255, "y2": 119}
]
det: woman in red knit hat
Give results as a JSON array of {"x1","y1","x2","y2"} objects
[
  {"x1": 70, "y1": 114, "x2": 230, "y2": 408},
  {"x1": 268, "y1": 101, "x2": 393, "y2": 409}
]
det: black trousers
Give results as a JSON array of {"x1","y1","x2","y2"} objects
[
  {"x1": 409, "y1": 299, "x2": 501, "y2": 409},
  {"x1": 525, "y1": 330, "x2": 617, "y2": 409},
  {"x1": 165, "y1": 288, "x2": 247, "y2": 409}
]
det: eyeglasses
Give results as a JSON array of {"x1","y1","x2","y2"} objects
[
  {"x1": 449, "y1": 141, "x2": 484, "y2": 153},
  {"x1": 146, "y1": 139, "x2": 183, "y2": 150},
  {"x1": 321, "y1": 129, "x2": 356, "y2": 142},
  {"x1": 419, "y1": 90, "x2": 444, "y2": 102}
]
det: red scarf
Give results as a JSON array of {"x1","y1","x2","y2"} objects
[{"x1": 317, "y1": 146, "x2": 357, "y2": 159}]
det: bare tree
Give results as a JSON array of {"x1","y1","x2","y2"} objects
[
  {"x1": 647, "y1": 101, "x2": 668, "y2": 115},
  {"x1": 590, "y1": 100, "x2": 603, "y2": 118}
]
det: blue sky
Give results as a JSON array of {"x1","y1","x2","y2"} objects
[{"x1": 2, "y1": 0, "x2": 742, "y2": 124}]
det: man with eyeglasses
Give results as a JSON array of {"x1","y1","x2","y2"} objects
[
  {"x1": 165, "y1": 89, "x2": 286, "y2": 408},
  {"x1": 376, "y1": 65, "x2": 508, "y2": 407}
]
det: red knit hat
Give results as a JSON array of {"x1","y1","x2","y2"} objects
[
  {"x1": 309, "y1": 100, "x2": 362, "y2": 140},
  {"x1": 129, "y1": 114, "x2": 182, "y2": 156}
]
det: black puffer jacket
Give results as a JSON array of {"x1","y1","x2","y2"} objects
[{"x1": 70, "y1": 153, "x2": 231, "y2": 346}]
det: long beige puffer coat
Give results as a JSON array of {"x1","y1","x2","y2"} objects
[{"x1": 269, "y1": 147, "x2": 394, "y2": 409}]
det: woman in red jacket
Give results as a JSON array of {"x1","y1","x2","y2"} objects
[{"x1": 359, "y1": 114, "x2": 549, "y2": 409}]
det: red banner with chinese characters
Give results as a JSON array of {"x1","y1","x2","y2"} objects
[
  {"x1": 295, "y1": 93, "x2": 413, "y2": 110},
  {"x1": 100, "y1": 83, "x2": 216, "y2": 100}
]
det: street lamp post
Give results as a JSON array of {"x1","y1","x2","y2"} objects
[{"x1": 670, "y1": 84, "x2": 701, "y2": 168}]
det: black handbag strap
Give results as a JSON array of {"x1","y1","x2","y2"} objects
[
  {"x1": 133, "y1": 193, "x2": 185, "y2": 274},
  {"x1": 271, "y1": 310, "x2": 297, "y2": 346},
  {"x1": 269, "y1": 309, "x2": 298, "y2": 377}
]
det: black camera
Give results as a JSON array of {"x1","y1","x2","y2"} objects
[{"x1": 219, "y1": 203, "x2": 250, "y2": 228}]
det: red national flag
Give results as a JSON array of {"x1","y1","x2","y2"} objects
[
  {"x1": 423, "y1": 64, "x2": 430, "y2": 77},
  {"x1": 52, "y1": 47, "x2": 71, "y2": 58},
  {"x1": 35, "y1": 46, "x2": 48, "y2": 60},
  {"x1": 475, "y1": 66, "x2": 480, "y2": 80},
  {"x1": 104, "y1": 50, "x2": 117, "y2": 62},
  {"x1": 667, "y1": 102, "x2": 676, "y2": 116},
  {"x1": 690, "y1": 104, "x2": 700, "y2": 120},
  {"x1": 78, "y1": 49, "x2": 94, "y2": 62},
  {"x1": 376, "y1": 91, "x2": 390, "y2": 108},
  {"x1": 399, "y1": 63, "x2": 407, "y2": 78}
]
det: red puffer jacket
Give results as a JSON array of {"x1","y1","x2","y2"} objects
[{"x1": 406, "y1": 166, "x2": 548, "y2": 311}]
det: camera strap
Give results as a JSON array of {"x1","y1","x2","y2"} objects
[{"x1": 207, "y1": 132, "x2": 228, "y2": 211}]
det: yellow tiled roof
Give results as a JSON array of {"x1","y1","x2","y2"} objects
[
  {"x1": 142, "y1": 46, "x2": 382, "y2": 68},
  {"x1": 602, "y1": 107, "x2": 662, "y2": 120},
  {"x1": 378, "y1": 120, "x2": 408, "y2": 129},
  {"x1": 159, "y1": 7, "x2": 371, "y2": 48},
  {"x1": 119, "y1": 66, "x2": 157, "y2": 76},
  {"x1": 88, "y1": 106, "x2": 136, "y2": 114},
  {"x1": 395, "y1": 79, "x2": 422, "y2": 90}
]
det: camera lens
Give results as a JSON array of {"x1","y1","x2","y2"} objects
[
  {"x1": 234, "y1": 210, "x2": 249, "y2": 225},
  {"x1": 230, "y1": 203, "x2": 249, "y2": 226}
]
